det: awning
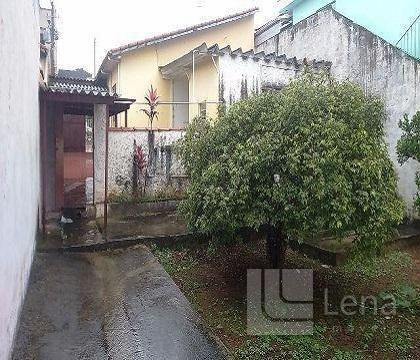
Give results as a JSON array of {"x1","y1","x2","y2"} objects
[
  {"x1": 159, "y1": 43, "x2": 215, "y2": 79},
  {"x1": 41, "y1": 76, "x2": 135, "y2": 116}
]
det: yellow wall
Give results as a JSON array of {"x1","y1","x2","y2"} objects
[
  {"x1": 188, "y1": 57, "x2": 219, "y2": 121},
  {"x1": 109, "y1": 15, "x2": 254, "y2": 128}
]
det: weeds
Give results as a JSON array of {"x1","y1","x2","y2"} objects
[
  {"x1": 152, "y1": 247, "x2": 197, "y2": 275},
  {"x1": 379, "y1": 283, "x2": 420, "y2": 314},
  {"x1": 149, "y1": 242, "x2": 419, "y2": 360},
  {"x1": 108, "y1": 186, "x2": 184, "y2": 204},
  {"x1": 384, "y1": 329, "x2": 413, "y2": 354},
  {"x1": 342, "y1": 251, "x2": 413, "y2": 279}
]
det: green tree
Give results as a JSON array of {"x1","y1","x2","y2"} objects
[
  {"x1": 179, "y1": 73, "x2": 404, "y2": 267},
  {"x1": 397, "y1": 111, "x2": 420, "y2": 210}
]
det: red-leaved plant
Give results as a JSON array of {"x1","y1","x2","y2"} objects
[
  {"x1": 133, "y1": 141, "x2": 148, "y2": 195},
  {"x1": 134, "y1": 144, "x2": 147, "y2": 172},
  {"x1": 142, "y1": 85, "x2": 159, "y2": 129}
]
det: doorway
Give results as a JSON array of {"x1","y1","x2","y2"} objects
[
  {"x1": 63, "y1": 114, "x2": 93, "y2": 209},
  {"x1": 172, "y1": 77, "x2": 189, "y2": 128}
]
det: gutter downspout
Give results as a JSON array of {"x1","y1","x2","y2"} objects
[
  {"x1": 117, "y1": 62, "x2": 121, "y2": 93},
  {"x1": 192, "y1": 50, "x2": 199, "y2": 101},
  {"x1": 117, "y1": 63, "x2": 121, "y2": 125},
  {"x1": 192, "y1": 49, "x2": 199, "y2": 118}
]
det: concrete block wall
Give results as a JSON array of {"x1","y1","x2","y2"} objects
[
  {"x1": 0, "y1": 0, "x2": 40, "y2": 358},
  {"x1": 256, "y1": 7, "x2": 420, "y2": 215},
  {"x1": 219, "y1": 55, "x2": 296, "y2": 105},
  {"x1": 107, "y1": 129, "x2": 186, "y2": 197},
  {"x1": 218, "y1": 49, "x2": 330, "y2": 106},
  {"x1": 93, "y1": 104, "x2": 107, "y2": 217}
]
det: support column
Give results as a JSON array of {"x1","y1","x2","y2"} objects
[
  {"x1": 93, "y1": 104, "x2": 108, "y2": 218},
  {"x1": 55, "y1": 104, "x2": 64, "y2": 211}
]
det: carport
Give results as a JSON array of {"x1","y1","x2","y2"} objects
[{"x1": 39, "y1": 76, "x2": 134, "y2": 232}]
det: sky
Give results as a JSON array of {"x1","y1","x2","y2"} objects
[{"x1": 39, "y1": 0, "x2": 292, "y2": 76}]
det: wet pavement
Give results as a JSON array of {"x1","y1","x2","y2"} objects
[
  {"x1": 104, "y1": 213, "x2": 188, "y2": 240},
  {"x1": 13, "y1": 245, "x2": 224, "y2": 360},
  {"x1": 39, "y1": 213, "x2": 189, "y2": 252}
]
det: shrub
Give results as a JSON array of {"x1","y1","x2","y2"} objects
[{"x1": 179, "y1": 73, "x2": 404, "y2": 267}]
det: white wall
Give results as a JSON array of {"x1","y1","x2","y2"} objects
[
  {"x1": 0, "y1": 0, "x2": 40, "y2": 358},
  {"x1": 256, "y1": 7, "x2": 420, "y2": 215},
  {"x1": 93, "y1": 104, "x2": 107, "y2": 217},
  {"x1": 219, "y1": 54, "x2": 299, "y2": 105},
  {"x1": 108, "y1": 130, "x2": 185, "y2": 196},
  {"x1": 218, "y1": 51, "x2": 330, "y2": 106}
]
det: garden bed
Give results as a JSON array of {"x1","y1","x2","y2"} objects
[
  {"x1": 108, "y1": 199, "x2": 181, "y2": 218},
  {"x1": 152, "y1": 239, "x2": 420, "y2": 359}
]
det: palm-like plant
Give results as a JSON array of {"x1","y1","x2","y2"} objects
[
  {"x1": 142, "y1": 85, "x2": 159, "y2": 129},
  {"x1": 133, "y1": 142, "x2": 148, "y2": 195}
]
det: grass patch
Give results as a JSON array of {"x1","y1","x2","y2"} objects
[
  {"x1": 233, "y1": 325, "x2": 365, "y2": 360},
  {"x1": 379, "y1": 282, "x2": 420, "y2": 314},
  {"x1": 341, "y1": 251, "x2": 413, "y2": 279},
  {"x1": 152, "y1": 246, "x2": 198, "y2": 275},
  {"x1": 150, "y1": 241, "x2": 420, "y2": 359},
  {"x1": 108, "y1": 186, "x2": 184, "y2": 204},
  {"x1": 384, "y1": 329, "x2": 413, "y2": 354}
]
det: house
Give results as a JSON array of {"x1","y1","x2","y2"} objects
[
  {"x1": 160, "y1": 42, "x2": 331, "y2": 107},
  {"x1": 256, "y1": 4, "x2": 420, "y2": 215},
  {"x1": 96, "y1": 8, "x2": 257, "y2": 129},
  {"x1": 99, "y1": 10, "x2": 330, "y2": 197},
  {"x1": 277, "y1": 0, "x2": 420, "y2": 59},
  {"x1": 39, "y1": 4, "x2": 57, "y2": 85}
]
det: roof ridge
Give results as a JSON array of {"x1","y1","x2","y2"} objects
[
  {"x1": 159, "y1": 42, "x2": 332, "y2": 79},
  {"x1": 109, "y1": 7, "x2": 258, "y2": 55},
  {"x1": 52, "y1": 75, "x2": 96, "y2": 82},
  {"x1": 197, "y1": 43, "x2": 332, "y2": 69}
]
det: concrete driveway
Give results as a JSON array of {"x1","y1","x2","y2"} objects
[{"x1": 12, "y1": 245, "x2": 224, "y2": 360}]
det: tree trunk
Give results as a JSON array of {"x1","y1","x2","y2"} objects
[{"x1": 266, "y1": 224, "x2": 287, "y2": 268}]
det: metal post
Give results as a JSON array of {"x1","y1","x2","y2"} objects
[{"x1": 103, "y1": 105, "x2": 109, "y2": 238}]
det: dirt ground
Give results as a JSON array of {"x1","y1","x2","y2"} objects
[{"x1": 152, "y1": 239, "x2": 420, "y2": 359}]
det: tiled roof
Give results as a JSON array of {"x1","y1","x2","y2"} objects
[
  {"x1": 109, "y1": 8, "x2": 258, "y2": 56},
  {"x1": 96, "y1": 8, "x2": 258, "y2": 80},
  {"x1": 47, "y1": 76, "x2": 115, "y2": 97},
  {"x1": 160, "y1": 43, "x2": 332, "y2": 78},
  {"x1": 207, "y1": 44, "x2": 331, "y2": 69},
  {"x1": 57, "y1": 68, "x2": 92, "y2": 80}
]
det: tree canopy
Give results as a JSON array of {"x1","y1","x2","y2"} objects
[
  {"x1": 179, "y1": 73, "x2": 404, "y2": 256},
  {"x1": 397, "y1": 111, "x2": 420, "y2": 211}
]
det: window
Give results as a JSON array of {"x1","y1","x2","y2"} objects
[{"x1": 199, "y1": 102, "x2": 207, "y2": 117}]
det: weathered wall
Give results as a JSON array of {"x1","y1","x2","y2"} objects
[
  {"x1": 285, "y1": 0, "x2": 420, "y2": 46},
  {"x1": 256, "y1": 7, "x2": 420, "y2": 214},
  {"x1": 93, "y1": 104, "x2": 107, "y2": 217},
  {"x1": 108, "y1": 129, "x2": 186, "y2": 197},
  {"x1": 219, "y1": 54, "x2": 298, "y2": 105},
  {"x1": 0, "y1": 0, "x2": 40, "y2": 358},
  {"x1": 218, "y1": 50, "x2": 329, "y2": 106}
]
